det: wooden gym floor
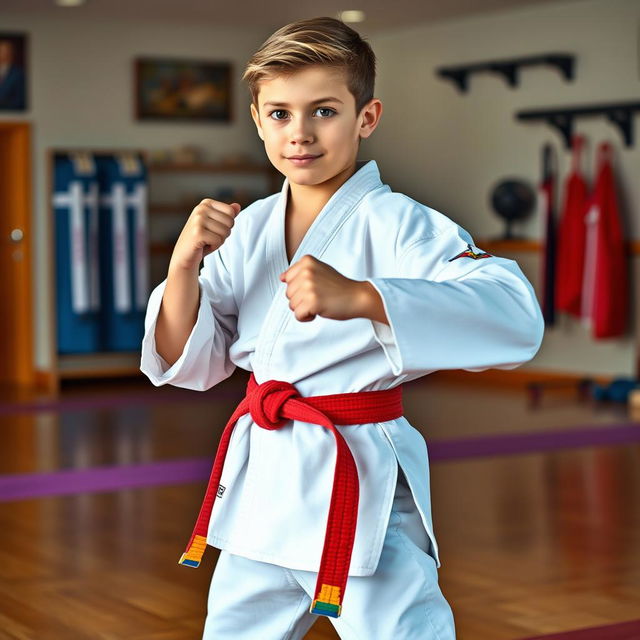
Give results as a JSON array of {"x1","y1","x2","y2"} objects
[{"x1": 0, "y1": 369, "x2": 639, "y2": 639}]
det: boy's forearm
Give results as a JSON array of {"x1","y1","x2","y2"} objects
[
  {"x1": 155, "y1": 265, "x2": 201, "y2": 366},
  {"x1": 353, "y1": 281, "x2": 389, "y2": 326}
]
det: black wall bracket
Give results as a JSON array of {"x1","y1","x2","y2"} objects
[
  {"x1": 436, "y1": 53, "x2": 574, "y2": 93},
  {"x1": 515, "y1": 101, "x2": 640, "y2": 148}
]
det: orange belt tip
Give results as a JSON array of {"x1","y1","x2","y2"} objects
[{"x1": 178, "y1": 534, "x2": 207, "y2": 567}]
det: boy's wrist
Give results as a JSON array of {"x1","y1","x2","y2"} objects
[{"x1": 352, "y1": 281, "x2": 389, "y2": 326}]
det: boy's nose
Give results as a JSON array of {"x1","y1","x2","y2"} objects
[{"x1": 289, "y1": 127, "x2": 315, "y2": 143}]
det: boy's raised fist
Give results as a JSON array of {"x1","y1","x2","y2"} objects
[{"x1": 169, "y1": 200, "x2": 242, "y2": 273}]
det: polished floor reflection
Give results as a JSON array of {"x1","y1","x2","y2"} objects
[{"x1": 0, "y1": 370, "x2": 638, "y2": 639}]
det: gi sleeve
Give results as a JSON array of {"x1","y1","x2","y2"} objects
[
  {"x1": 365, "y1": 224, "x2": 544, "y2": 376},
  {"x1": 139, "y1": 245, "x2": 238, "y2": 391}
]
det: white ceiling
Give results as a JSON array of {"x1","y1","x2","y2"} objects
[{"x1": 1, "y1": 0, "x2": 582, "y2": 34}]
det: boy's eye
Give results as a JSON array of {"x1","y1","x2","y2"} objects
[{"x1": 268, "y1": 107, "x2": 336, "y2": 121}]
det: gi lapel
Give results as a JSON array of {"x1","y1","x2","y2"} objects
[{"x1": 255, "y1": 159, "x2": 383, "y2": 377}]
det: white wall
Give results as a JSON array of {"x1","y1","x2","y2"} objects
[
  {"x1": 1, "y1": 0, "x2": 637, "y2": 377},
  {"x1": 366, "y1": 0, "x2": 639, "y2": 376}
]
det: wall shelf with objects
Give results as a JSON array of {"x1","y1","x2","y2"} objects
[
  {"x1": 146, "y1": 159, "x2": 282, "y2": 287},
  {"x1": 42, "y1": 150, "x2": 283, "y2": 392},
  {"x1": 45, "y1": 148, "x2": 153, "y2": 392}
]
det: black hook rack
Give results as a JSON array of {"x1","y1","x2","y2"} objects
[
  {"x1": 515, "y1": 101, "x2": 640, "y2": 148},
  {"x1": 435, "y1": 53, "x2": 574, "y2": 93}
]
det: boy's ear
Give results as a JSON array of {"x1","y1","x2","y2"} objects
[
  {"x1": 250, "y1": 103, "x2": 264, "y2": 141},
  {"x1": 359, "y1": 98, "x2": 382, "y2": 140}
]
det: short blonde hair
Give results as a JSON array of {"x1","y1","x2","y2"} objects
[{"x1": 242, "y1": 16, "x2": 376, "y2": 117}]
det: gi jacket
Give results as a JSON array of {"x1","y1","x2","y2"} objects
[{"x1": 140, "y1": 159, "x2": 544, "y2": 576}]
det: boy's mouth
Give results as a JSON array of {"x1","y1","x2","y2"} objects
[{"x1": 287, "y1": 154, "x2": 322, "y2": 165}]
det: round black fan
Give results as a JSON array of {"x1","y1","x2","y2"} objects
[{"x1": 489, "y1": 178, "x2": 536, "y2": 240}]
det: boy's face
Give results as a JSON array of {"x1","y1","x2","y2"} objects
[{"x1": 250, "y1": 65, "x2": 381, "y2": 187}]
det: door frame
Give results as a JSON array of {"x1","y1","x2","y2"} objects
[{"x1": 0, "y1": 121, "x2": 35, "y2": 390}]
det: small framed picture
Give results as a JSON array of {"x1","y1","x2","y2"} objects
[
  {"x1": 0, "y1": 32, "x2": 28, "y2": 111},
  {"x1": 134, "y1": 57, "x2": 232, "y2": 122}
]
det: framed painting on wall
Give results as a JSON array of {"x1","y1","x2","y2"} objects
[
  {"x1": 0, "y1": 32, "x2": 28, "y2": 111},
  {"x1": 134, "y1": 57, "x2": 232, "y2": 122}
]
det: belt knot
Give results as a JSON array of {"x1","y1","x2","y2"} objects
[{"x1": 249, "y1": 379, "x2": 300, "y2": 430}]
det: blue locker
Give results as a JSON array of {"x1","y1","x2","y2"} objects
[
  {"x1": 96, "y1": 153, "x2": 149, "y2": 351},
  {"x1": 52, "y1": 152, "x2": 101, "y2": 354}
]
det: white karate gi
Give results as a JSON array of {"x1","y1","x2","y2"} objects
[{"x1": 140, "y1": 158, "x2": 544, "y2": 636}]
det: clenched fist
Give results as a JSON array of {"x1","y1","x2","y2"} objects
[
  {"x1": 279, "y1": 254, "x2": 372, "y2": 323},
  {"x1": 169, "y1": 198, "x2": 242, "y2": 273}
]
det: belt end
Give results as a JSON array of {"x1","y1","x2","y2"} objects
[
  {"x1": 310, "y1": 583, "x2": 343, "y2": 617},
  {"x1": 178, "y1": 534, "x2": 207, "y2": 568},
  {"x1": 178, "y1": 553, "x2": 200, "y2": 568},
  {"x1": 310, "y1": 599, "x2": 342, "y2": 618}
]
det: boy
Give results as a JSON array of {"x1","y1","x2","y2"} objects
[{"x1": 140, "y1": 16, "x2": 544, "y2": 639}]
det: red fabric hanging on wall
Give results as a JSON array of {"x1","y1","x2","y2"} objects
[
  {"x1": 581, "y1": 142, "x2": 629, "y2": 339},
  {"x1": 555, "y1": 135, "x2": 588, "y2": 317}
]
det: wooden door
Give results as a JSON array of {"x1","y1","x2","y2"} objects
[{"x1": 0, "y1": 122, "x2": 34, "y2": 389}]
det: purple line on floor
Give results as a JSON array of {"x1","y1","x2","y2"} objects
[
  {"x1": 0, "y1": 423, "x2": 639, "y2": 502},
  {"x1": 519, "y1": 618, "x2": 640, "y2": 639},
  {"x1": 426, "y1": 423, "x2": 640, "y2": 462},
  {"x1": 0, "y1": 458, "x2": 213, "y2": 502}
]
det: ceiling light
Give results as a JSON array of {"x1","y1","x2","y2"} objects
[
  {"x1": 338, "y1": 10, "x2": 365, "y2": 23},
  {"x1": 55, "y1": 0, "x2": 87, "y2": 7}
]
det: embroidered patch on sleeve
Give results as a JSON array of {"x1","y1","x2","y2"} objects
[{"x1": 448, "y1": 243, "x2": 493, "y2": 261}]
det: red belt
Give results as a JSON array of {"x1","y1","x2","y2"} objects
[{"x1": 178, "y1": 372, "x2": 404, "y2": 618}]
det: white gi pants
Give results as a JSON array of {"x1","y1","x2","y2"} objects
[{"x1": 202, "y1": 466, "x2": 456, "y2": 639}]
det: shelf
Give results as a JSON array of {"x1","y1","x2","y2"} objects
[
  {"x1": 147, "y1": 160, "x2": 283, "y2": 212},
  {"x1": 476, "y1": 238, "x2": 640, "y2": 255},
  {"x1": 436, "y1": 53, "x2": 575, "y2": 93},
  {"x1": 476, "y1": 238, "x2": 541, "y2": 253},
  {"x1": 515, "y1": 100, "x2": 640, "y2": 148}
]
